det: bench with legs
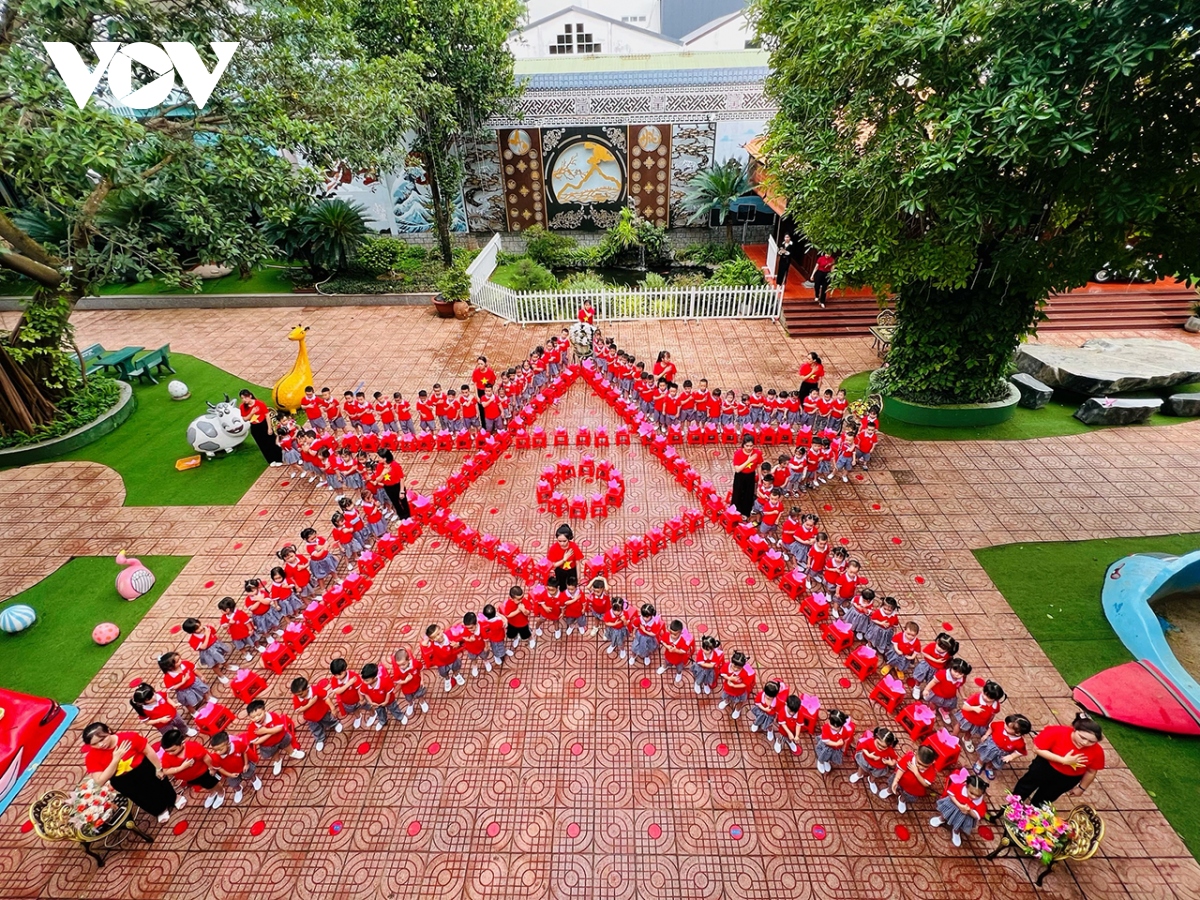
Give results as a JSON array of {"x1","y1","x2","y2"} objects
[
  {"x1": 869, "y1": 309, "x2": 897, "y2": 357},
  {"x1": 126, "y1": 345, "x2": 176, "y2": 384}
]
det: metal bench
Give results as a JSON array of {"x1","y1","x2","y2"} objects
[
  {"x1": 126, "y1": 344, "x2": 176, "y2": 384},
  {"x1": 869, "y1": 309, "x2": 897, "y2": 357},
  {"x1": 80, "y1": 343, "x2": 107, "y2": 378}
]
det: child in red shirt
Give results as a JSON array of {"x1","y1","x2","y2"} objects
[
  {"x1": 892, "y1": 745, "x2": 939, "y2": 814},
  {"x1": 866, "y1": 596, "x2": 900, "y2": 654},
  {"x1": 912, "y1": 632, "x2": 959, "y2": 699},
  {"x1": 603, "y1": 596, "x2": 630, "y2": 660},
  {"x1": 457, "y1": 612, "x2": 491, "y2": 677},
  {"x1": 561, "y1": 574, "x2": 587, "y2": 636},
  {"x1": 629, "y1": 602, "x2": 663, "y2": 668},
  {"x1": 218, "y1": 595, "x2": 257, "y2": 661},
  {"x1": 536, "y1": 580, "x2": 565, "y2": 641},
  {"x1": 416, "y1": 390, "x2": 436, "y2": 432},
  {"x1": 390, "y1": 647, "x2": 429, "y2": 723},
  {"x1": 359, "y1": 661, "x2": 405, "y2": 730},
  {"x1": 850, "y1": 725, "x2": 899, "y2": 797},
  {"x1": 182, "y1": 617, "x2": 231, "y2": 685},
  {"x1": 690, "y1": 635, "x2": 723, "y2": 696},
  {"x1": 973, "y1": 713, "x2": 1032, "y2": 780},
  {"x1": 130, "y1": 683, "x2": 190, "y2": 736},
  {"x1": 291, "y1": 675, "x2": 341, "y2": 751},
  {"x1": 953, "y1": 679, "x2": 1005, "y2": 751},
  {"x1": 930, "y1": 773, "x2": 989, "y2": 847},
  {"x1": 774, "y1": 694, "x2": 804, "y2": 754},
  {"x1": 479, "y1": 603, "x2": 509, "y2": 665},
  {"x1": 500, "y1": 586, "x2": 534, "y2": 649},
  {"x1": 421, "y1": 623, "x2": 465, "y2": 692},
  {"x1": 815, "y1": 709, "x2": 854, "y2": 774},
  {"x1": 160, "y1": 728, "x2": 222, "y2": 807},
  {"x1": 924, "y1": 657, "x2": 973, "y2": 725},
  {"x1": 658, "y1": 620, "x2": 693, "y2": 685},
  {"x1": 887, "y1": 621, "x2": 921, "y2": 677},
  {"x1": 245, "y1": 699, "x2": 305, "y2": 776},
  {"x1": 717, "y1": 651, "x2": 756, "y2": 719},
  {"x1": 207, "y1": 730, "x2": 260, "y2": 804},
  {"x1": 160, "y1": 651, "x2": 210, "y2": 714},
  {"x1": 327, "y1": 657, "x2": 373, "y2": 729},
  {"x1": 751, "y1": 679, "x2": 788, "y2": 743}
]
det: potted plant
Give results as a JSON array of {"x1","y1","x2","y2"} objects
[
  {"x1": 1185, "y1": 297, "x2": 1200, "y2": 333},
  {"x1": 434, "y1": 264, "x2": 471, "y2": 319}
]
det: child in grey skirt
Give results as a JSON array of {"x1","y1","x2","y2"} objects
[
  {"x1": 604, "y1": 597, "x2": 630, "y2": 660},
  {"x1": 630, "y1": 603, "x2": 661, "y2": 667},
  {"x1": 815, "y1": 709, "x2": 854, "y2": 774},
  {"x1": 930, "y1": 774, "x2": 989, "y2": 847},
  {"x1": 690, "y1": 635, "x2": 721, "y2": 696}
]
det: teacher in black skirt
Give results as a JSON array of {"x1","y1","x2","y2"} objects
[
  {"x1": 238, "y1": 389, "x2": 283, "y2": 466},
  {"x1": 731, "y1": 434, "x2": 764, "y2": 518},
  {"x1": 83, "y1": 721, "x2": 182, "y2": 824},
  {"x1": 373, "y1": 449, "x2": 411, "y2": 520},
  {"x1": 1011, "y1": 713, "x2": 1106, "y2": 805}
]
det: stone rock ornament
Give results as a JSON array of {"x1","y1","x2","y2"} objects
[
  {"x1": 0, "y1": 605, "x2": 36, "y2": 634},
  {"x1": 1009, "y1": 373, "x2": 1053, "y2": 409},
  {"x1": 1073, "y1": 397, "x2": 1163, "y2": 426},
  {"x1": 186, "y1": 394, "x2": 249, "y2": 457},
  {"x1": 1164, "y1": 392, "x2": 1200, "y2": 417},
  {"x1": 1015, "y1": 338, "x2": 1200, "y2": 395}
]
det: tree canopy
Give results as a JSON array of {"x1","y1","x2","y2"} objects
[
  {"x1": 350, "y1": 0, "x2": 525, "y2": 264},
  {"x1": 750, "y1": 0, "x2": 1200, "y2": 402},
  {"x1": 0, "y1": 0, "x2": 422, "y2": 433}
]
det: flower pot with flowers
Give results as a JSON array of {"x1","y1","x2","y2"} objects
[
  {"x1": 31, "y1": 778, "x2": 154, "y2": 867},
  {"x1": 434, "y1": 265, "x2": 471, "y2": 319},
  {"x1": 984, "y1": 794, "x2": 1105, "y2": 886}
]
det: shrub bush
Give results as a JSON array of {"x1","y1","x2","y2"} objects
[
  {"x1": 0, "y1": 376, "x2": 122, "y2": 450},
  {"x1": 350, "y1": 236, "x2": 404, "y2": 277},
  {"x1": 678, "y1": 243, "x2": 745, "y2": 265},
  {"x1": 508, "y1": 258, "x2": 557, "y2": 291},
  {"x1": 523, "y1": 226, "x2": 579, "y2": 268},
  {"x1": 559, "y1": 270, "x2": 608, "y2": 291},
  {"x1": 706, "y1": 257, "x2": 766, "y2": 287}
]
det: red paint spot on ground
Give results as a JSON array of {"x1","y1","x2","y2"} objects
[
  {"x1": 169, "y1": 625, "x2": 181, "y2": 634},
  {"x1": 509, "y1": 678, "x2": 521, "y2": 689},
  {"x1": 172, "y1": 820, "x2": 188, "y2": 836},
  {"x1": 871, "y1": 503, "x2": 881, "y2": 510},
  {"x1": 823, "y1": 504, "x2": 832, "y2": 512},
  {"x1": 974, "y1": 677, "x2": 987, "y2": 687},
  {"x1": 416, "y1": 580, "x2": 427, "y2": 588},
  {"x1": 280, "y1": 481, "x2": 289, "y2": 487},
  {"x1": 696, "y1": 623, "x2": 708, "y2": 633},
  {"x1": 640, "y1": 678, "x2": 651, "y2": 689},
  {"x1": 855, "y1": 474, "x2": 865, "y2": 480},
  {"x1": 978, "y1": 825, "x2": 995, "y2": 841},
  {"x1": 258, "y1": 509, "x2": 268, "y2": 516},
  {"x1": 648, "y1": 823, "x2": 662, "y2": 839},
  {"x1": 631, "y1": 506, "x2": 640, "y2": 513},
  {"x1": 690, "y1": 577, "x2": 701, "y2": 586},
  {"x1": 839, "y1": 537, "x2": 850, "y2": 545},
  {"x1": 489, "y1": 508, "x2": 499, "y2": 514},
  {"x1": 567, "y1": 822, "x2": 581, "y2": 838},
  {"x1": 914, "y1": 576, "x2": 925, "y2": 585},
  {"x1": 942, "y1": 622, "x2": 954, "y2": 632},
  {"x1": 250, "y1": 821, "x2": 266, "y2": 836},
  {"x1": 812, "y1": 824, "x2": 826, "y2": 840},
  {"x1": 894, "y1": 824, "x2": 910, "y2": 841},
  {"x1": 427, "y1": 742, "x2": 440, "y2": 755},
  {"x1": 128, "y1": 678, "x2": 143, "y2": 688},
  {"x1": 423, "y1": 454, "x2": 432, "y2": 460},
  {"x1": 716, "y1": 744, "x2": 729, "y2": 757},
  {"x1": 684, "y1": 539, "x2": 694, "y2": 546},
  {"x1": 505, "y1": 454, "x2": 512, "y2": 460},
  {"x1": 407, "y1": 820, "x2": 422, "y2": 837},
  {"x1": 329, "y1": 821, "x2": 343, "y2": 835},
  {"x1": 204, "y1": 580, "x2": 215, "y2": 589},
  {"x1": 729, "y1": 824, "x2": 744, "y2": 840},
  {"x1": 400, "y1": 624, "x2": 411, "y2": 634},
  {"x1": 574, "y1": 677, "x2": 585, "y2": 688},
  {"x1": 891, "y1": 537, "x2": 902, "y2": 545},
  {"x1": 643, "y1": 743, "x2": 656, "y2": 756},
  {"x1": 745, "y1": 576, "x2": 756, "y2": 586},
  {"x1": 342, "y1": 625, "x2": 353, "y2": 635},
  {"x1": 486, "y1": 822, "x2": 500, "y2": 837},
  {"x1": 498, "y1": 742, "x2": 512, "y2": 755},
  {"x1": 430, "y1": 541, "x2": 441, "y2": 549},
  {"x1": 634, "y1": 577, "x2": 645, "y2": 586},
  {"x1": 304, "y1": 509, "x2": 314, "y2": 516},
  {"x1": 19, "y1": 820, "x2": 33, "y2": 834},
  {"x1": 233, "y1": 542, "x2": 243, "y2": 550},
  {"x1": 570, "y1": 742, "x2": 583, "y2": 756},
  {"x1": 470, "y1": 579, "x2": 481, "y2": 588},
  {"x1": 838, "y1": 677, "x2": 852, "y2": 688},
  {"x1": 497, "y1": 479, "x2": 506, "y2": 485},
  {"x1": 757, "y1": 623, "x2": 769, "y2": 633},
  {"x1": 357, "y1": 742, "x2": 370, "y2": 754}
]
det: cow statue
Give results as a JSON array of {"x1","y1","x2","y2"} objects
[
  {"x1": 568, "y1": 321, "x2": 596, "y2": 359},
  {"x1": 186, "y1": 393, "x2": 250, "y2": 458}
]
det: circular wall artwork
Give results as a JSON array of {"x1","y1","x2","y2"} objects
[
  {"x1": 507, "y1": 129, "x2": 532, "y2": 156},
  {"x1": 637, "y1": 125, "x2": 662, "y2": 152},
  {"x1": 548, "y1": 139, "x2": 625, "y2": 205}
]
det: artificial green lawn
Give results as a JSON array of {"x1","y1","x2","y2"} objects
[
  {"x1": 0, "y1": 555, "x2": 189, "y2": 704},
  {"x1": 54, "y1": 353, "x2": 270, "y2": 506},
  {"x1": 841, "y1": 370, "x2": 1200, "y2": 441},
  {"x1": 975, "y1": 534, "x2": 1200, "y2": 860},
  {"x1": 0, "y1": 262, "x2": 297, "y2": 297}
]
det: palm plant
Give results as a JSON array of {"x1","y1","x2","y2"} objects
[
  {"x1": 266, "y1": 198, "x2": 369, "y2": 278},
  {"x1": 681, "y1": 160, "x2": 752, "y2": 245}
]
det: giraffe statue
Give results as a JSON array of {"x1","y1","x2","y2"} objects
[{"x1": 272, "y1": 324, "x2": 314, "y2": 413}]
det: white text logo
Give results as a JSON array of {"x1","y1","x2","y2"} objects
[{"x1": 42, "y1": 41, "x2": 239, "y2": 110}]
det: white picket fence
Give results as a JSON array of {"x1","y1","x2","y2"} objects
[{"x1": 467, "y1": 233, "x2": 783, "y2": 325}]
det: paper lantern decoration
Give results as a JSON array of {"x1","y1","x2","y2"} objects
[
  {"x1": 0, "y1": 604, "x2": 36, "y2": 634},
  {"x1": 93, "y1": 622, "x2": 120, "y2": 645},
  {"x1": 167, "y1": 380, "x2": 190, "y2": 400}
]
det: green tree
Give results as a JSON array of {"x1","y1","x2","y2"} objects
[
  {"x1": 350, "y1": 0, "x2": 525, "y2": 267},
  {"x1": 0, "y1": 0, "x2": 422, "y2": 435},
  {"x1": 750, "y1": 0, "x2": 1200, "y2": 403},
  {"x1": 680, "y1": 160, "x2": 752, "y2": 246},
  {"x1": 265, "y1": 198, "x2": 369, "y2": 279}
]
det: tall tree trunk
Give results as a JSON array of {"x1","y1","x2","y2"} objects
[
  {"x1": 0, "y1": 288, "x2": 82, "y2": 436},
  {"x1": 725, "y1": 219, "x2": 734, "y2": 246},
  {"x1": 423, "y1": 137, "x2": 455, "y2": 267}
]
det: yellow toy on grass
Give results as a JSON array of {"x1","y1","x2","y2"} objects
[{"x1": 272, "y1": 324, "x2": 314, "y2": 413}]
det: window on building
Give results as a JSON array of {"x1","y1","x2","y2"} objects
[
  {"x1": 549, "y1": 23, "x2": 601, "y2": 55},
  {"x1": 621, "y1": 15, "x2": 647, "y2": 24}
]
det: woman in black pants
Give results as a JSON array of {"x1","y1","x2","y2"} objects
[
  {"x1": 372, "y1": 449, "x2": 411, "y2": 520},
  {"x1": 1011, "y1": 713, "x2": 1105, "y2": 805}
]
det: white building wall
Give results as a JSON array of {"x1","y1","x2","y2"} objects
[
  {"x1": 523, "y1": 0, "x2": 661, "y2": 32},
  {"x1": 508, "y1": 11, "x2": 680, "y2": 58},
  {"x1": 682, "y1": 13, "x2": 755, "y2": 51}
]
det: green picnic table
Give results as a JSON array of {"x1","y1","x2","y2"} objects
[{"x1": 95, "y1": 346, "x2": 144, "y2": 380}]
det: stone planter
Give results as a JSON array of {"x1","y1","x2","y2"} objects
[
  {"x1": 882, "y1": 383, "x2": 1021, "y2": 427},
  {"x1": 0, "y1": 381, "x2": 135, "y2": 466}
]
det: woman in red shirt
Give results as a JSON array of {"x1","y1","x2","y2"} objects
[
  {"x1": 811, "y1": 252, "x2": 834, "y2": 308},
  {"x1": 82, "y1": 720, "x2": 180, "y2": 823},
  {"x1": 652, "y1": 351, "x2": 677, "y2": 387},
  {"x1": 731, "y1": 435, "x2": 763, "y2": 518},
  {"x1": 238, "y1": 389, "x2": 283, "y2": 465},
  {"x1": 372, "y1": 449, "x2": 410, "y2": 519},
  {"x1": 546, "y1": 524, "x2": 582, "y2": 591},
  {"x1": 798, "y1": 352, "x2": 824, "y2": 400},
  {"x1": 578, "y1": 302, "x2": 596, "y2": 325},
  {"x1": 1011, "y1": 713, "x2": 1105, "y2": 805}
]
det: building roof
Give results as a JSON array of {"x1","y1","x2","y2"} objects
[
  {"x1": 678, "y1": 9, "x2": 746, "y2": 44},
  {"x1": 513, "y1": 49, "x2": 769, "y2": 86},
  {"x1": 660, "y1": 0, "x2": 746, "y2": 40}
]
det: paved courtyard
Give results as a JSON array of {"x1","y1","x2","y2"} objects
[{"x1": 1, "y1": 307, "x2": 1198, "y2": 900}]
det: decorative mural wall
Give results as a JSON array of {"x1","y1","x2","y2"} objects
[{"x1": 496, "y1": 124, "x2": 672, "y2": 232}]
